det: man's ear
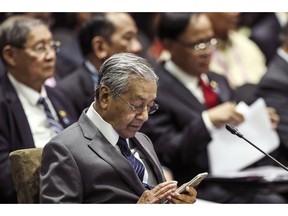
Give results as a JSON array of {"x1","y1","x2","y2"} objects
[
  {"x1": 98, "y1": 85, "x2": 111, "y2": 109},
  {"x1": 2, "y1": 45, "x2": 17, "y2": 66},
  {"x1": 92, "y1": 36, "x2": 109, "y2": 60}
]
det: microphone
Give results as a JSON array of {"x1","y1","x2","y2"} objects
[{"x1": 225, "y1": 124, "x2": 288, "y2": 172}]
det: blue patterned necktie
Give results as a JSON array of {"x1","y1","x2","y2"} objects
[
  {"x1": 117, "y1": 137, "x2": 145, "y2": 181},
  {"x1": 38, "y1": 97, "x2": 63, "y2": 134}
]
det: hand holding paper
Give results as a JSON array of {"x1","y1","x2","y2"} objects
[{"x1": 208, "y1": 98, "x2": 280, "y2": 175}]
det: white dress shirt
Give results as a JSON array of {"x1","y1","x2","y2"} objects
[
  {"x1": 164, "y1": 60, "x2": 216, "y2": 133},
  {"x1": 8, "y1": 73, "x2": 59, "y2": 147}
]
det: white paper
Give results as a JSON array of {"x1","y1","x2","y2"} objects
[
  {"x1": 208, "y1": 98, "x2": 280, "y2": 175},
  {"x1": 210, "y1": 165, "x2": 288, "y2": 182}
]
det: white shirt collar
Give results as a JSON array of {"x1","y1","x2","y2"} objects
[
  {"x1": 164, "y1": 59, "x2": 209, "y2": 85},
  {"x1": 86, "y1": 102, "x2": 119, "y2": 147},
  {"x1": 8, "y1": 72, "x2": 48, "y2": 105}
]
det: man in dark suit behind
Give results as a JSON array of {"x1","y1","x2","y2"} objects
[
  {"x1": 40, "y1": 53, "x2": 197, "y2": 204},
  {"x1": 0, "y1": 15, "x2": 77, "y2": 203},
  {"x1": 57, "y1": 13, "x2": 142, "y2": 118},
  {"x1": 140, "y1": 13, "x2": 286, "y2": 203},
  {"x1": 255, "y1": 23, "x2": 288, "y2": 168},
  {"x1": 249, "y1": 13, "x2": 287, "y2": 65}
]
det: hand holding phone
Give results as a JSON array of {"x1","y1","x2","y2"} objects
[{"x1": 176, "y1": 172, "x2": 208, "y2": 194}]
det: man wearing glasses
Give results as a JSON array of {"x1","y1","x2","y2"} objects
[
  {"x1": 141, "y1": 13, "x2": 286, "y2": 203},
  {"x1": 0, "y1": 15, "x2": 77, "y2": 203},
  {"x1": 40, "y1": 53, "x2": 197, "y2": 204}
]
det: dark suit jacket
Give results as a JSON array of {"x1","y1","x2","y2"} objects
[
  {"x1": 0, "y1": 73, "x2": 78, "y2": 203},
  {"x1": 57, "y1": 63, "x2": 95, "y2": 118},
  {"x1": 256, "y1": 53, "x2": 288, "y2": 158},
  {"x1": 54, "y1": 30, "x2": 84, "y2": 79},
  {"x1": 40, "y1": 110, "x2": 165, "y2": 203},
  {"x1": 249, "y1": 13, "x2": 282, "y2": 64},
  {"x1": 141, "y1": 63, "x2": 235, "y2": 185}
]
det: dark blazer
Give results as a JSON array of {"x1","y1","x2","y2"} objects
[
  {"x1": 256, "y1": 53, "x2": 288, "y2": 157},
  {"x1": 0, "y1": 73, "x2": 78, "y2": 203},
  {"x1": 54, "y1": 30, "x2": 84, "y2": 79},
  {"x1": 249, "y1": 13, "x2": 282, "y2": 64},
  {"x1": 141, "y1": 63, "x2": 235, "y2": 185},
  {"x1": 57, "y1": 63, "x2": 95, "y2": 118},
  {"x1": 40, "y1": 110, "x2": 165, "y2": 203}
]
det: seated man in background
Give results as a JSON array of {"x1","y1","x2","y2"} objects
[
  {"x1": 40, "y1": 53, "x2": 197, "y2": 204},
  {"x1": 247, "y1": 12, "x2": 288, "y2": 65},
  {"x1": 255, "y1": 23, "x2": 288, "y2": 177},
  {"x1": 0, "y1": 15, "x2": 77, "y2": 203},
  {"x1": 57, "y1": 12, "x2": 143, "y2": 117},
  {"x1": 140, "y1": 12, "x2": 286, "y2": 203}
]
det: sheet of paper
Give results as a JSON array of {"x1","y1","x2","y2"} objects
[
  {"x1": 208, "y1": 98, "x2": 280, "y2": 175},
  {"x1": 210, "y1": 165, "x2": 288, "y2": 182}
]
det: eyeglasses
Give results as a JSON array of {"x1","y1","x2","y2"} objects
[
  {"x1": 14, "y1": 40, "x2": 61, "y2": 56},
  {"x1": 114, "y1": 91, "x2": 159, "y2": 115},
  {"x1": 175, "y1": 38, "x2": 218, "y2": 52}
]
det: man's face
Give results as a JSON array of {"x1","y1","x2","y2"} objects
[
  {"x1": 167, "y1": 14, "x2": 215, "y2": 77},
  {"x1": 100, "y1": 78, "x2": 157, "y2": 138},
  {"x1": 11, "y1": 25, "x2": 56, "y2": 87},
  {"x1": 105, "y1": 13, "x2": 142, "y2": 56}
]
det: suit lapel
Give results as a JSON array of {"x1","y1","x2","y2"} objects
[
  {"x1": 78, "y1": 113, "x2": 145, "y2": 196},
  {"x1": 3, "y1": 75, "x2": 34, "y2": 147},
  {"x1": 132, "y1": 134, "x2": 165, "y2": 183},
  {"x1": 159, "y1": 67, "x2": 205, "y2": 111},
  {"x1": 88, "y1": 138, "x2": 145, "y2": 196},
  {"x1": 46, "y1": 87, "x2": 73, "y2": 128}
]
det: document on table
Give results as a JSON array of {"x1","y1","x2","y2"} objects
[
  {"x1": 210, "y1": 165, "x2": 288, "y2": 182},
  {"x1": 207, "y1": 98, "x2": 280, "y2": 175}
]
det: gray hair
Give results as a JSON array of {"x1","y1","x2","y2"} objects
[
  {"x1": 95, "y1": 52, "x2": 158, "y2": 102},
  {"x1": 0, "y1": 15, "x2": 45, "y2": 63}
]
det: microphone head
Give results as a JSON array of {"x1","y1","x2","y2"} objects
[
  {"x1": 225, "y1": 124, "x2": 237, "y2": 134},
  {"x1": 225, "y1": 124, "x2": 243, "y2": 138}
]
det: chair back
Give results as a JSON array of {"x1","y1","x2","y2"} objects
[{"x1": 9, "y1": 148, "x2": 43, "y2": 203}]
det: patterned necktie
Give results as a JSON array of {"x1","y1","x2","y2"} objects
[
  {"x1": 198, "y1": 77, "x2": 219, "y2": 109},
  {"x1": 38, "y1": 97, "x2": 64, "y2": 134},
  {"x1": 117, "y1": 137, "x2": 145, "y2": 181}
]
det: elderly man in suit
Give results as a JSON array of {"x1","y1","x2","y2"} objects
[
  {"x1": 140, "y1": 12, "x2": 286, "y2": 203},
  {"x1": 40, "y1": 53, "x2": 197, "y2": 204},
  {"x1": 0, "y1": 15, "x2": 77, "y2": 203}
]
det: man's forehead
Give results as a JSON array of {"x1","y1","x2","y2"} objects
[{"x1": 25, "y1": 25, "x2": 51, "y2": 43}]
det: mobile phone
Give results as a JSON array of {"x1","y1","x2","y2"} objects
[{"x1": 176, "y1": 172, "x2": 208, "y2": 194}]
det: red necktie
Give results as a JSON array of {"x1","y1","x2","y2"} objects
[{"x1": 198, "y1": 77, "x2": 219, "y2": 109}]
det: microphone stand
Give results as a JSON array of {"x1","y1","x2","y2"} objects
[
  {"x1": 242, "y1": 136, "x2": 288, "y2": 172},
  {"x1": 226, "y1": 124, "x2": 288, "y2": 172}
]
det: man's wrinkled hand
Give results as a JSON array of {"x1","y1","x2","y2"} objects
[
  {"x1": 168, "y1": 186, "x2": 197, "y2": 204},
  {"x1": 137, "y1": 181, "x2": 178, "y2": 204}
]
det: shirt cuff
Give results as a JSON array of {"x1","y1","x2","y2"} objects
[{"x1": 202, "y1": 111, "x2": 217, "y2": 134}]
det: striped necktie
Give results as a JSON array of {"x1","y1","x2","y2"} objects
[
  {"x1": 38, "y1": 97, "x2": 63, "y2": 134},
  {"x1": 117, "y1": 137, "x2": 145, "y2": 181}
]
